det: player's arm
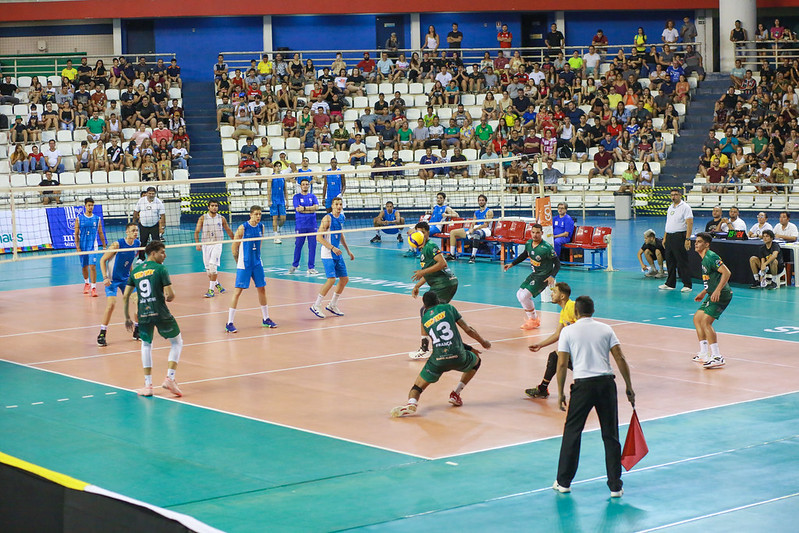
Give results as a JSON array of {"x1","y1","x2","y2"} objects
[
  {"x1": 100, "y1": 241, "x2": 120, "y2": 285},
  {"x1": 412, "y1": 251, "x2": 448, "y2": 280},
  {"x1": 374, "y1": 210, "x2": 385, "y2": 226},
  {"x1": 530, "y1": 322, "x2": 565, "y2": 352},
  {"x1": 341, "y1": 175, "x2": 346, "y2": 195},
  {"x1": 684, "y1": 217, "x2": 694, "y2": 250},
  {"x1": 194, "y1": 215, "x2": 204, "y2": 249},
  {"x1": 222, "y1": 216, "x2": 235, "y2": 239},
  {"x1": 267, "y1": 180, "x2": 273, "y2": 205},
  {"x1": 317, "y1": 215, "x2": 336, "y2": 252},
  {"x1": 764, "y1": 249, "x2": 779, "y2": 268},
  {"x1": 132, "y1": 207, "x2": 140, "y2": 224},
  {"x1": 610, "y1": 344, "x2": 635, "y2": 406},
  {"x1": 163, "y1": 283, "x2": 175, "y2": 302},
  {"x1": 73, "y1": 216, "x2": 80, "y2": 250},
  {"x1": 503, "y1": 250, "x2": 529, "y2": 271},
  {"x1": 231, "y1": 224, "x2": 244, "y2": 261},
  {"x1": 711, "y1": 263, "x2": 731, "y2": 302},
  {"x1": 546, "y1": 255, "x2": 561, "y2": 284},
  {"x1": 340, "y1": 232, "x2": 354, "y2": 260},
  {"x1": 445, "y1": 206, "x2": 460, "y2": 217},
  {"x1": 556, "y1": 349, "x2": 570, "y2": 411},
  {"x1": 456, "y1": 318, "x2": 492, "y2": 350},
  {"x1": 97, "y1": 219, "x2": 107, "y2": 247},
  {"x1": 637, "y1": 248, "x2": 647, "y2": 269},
  {"x1": 122, "y1": 284, "x2": 134, "y2": 329},
  {"x1": 159, "y1": 212, "x2": 166, "y2": 234},
  {"x1": 322, "y1": 178, "x2": 327, "y2": 200}
]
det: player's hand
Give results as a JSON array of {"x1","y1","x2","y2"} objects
[
  {"x1": 103, "y1": 278, "x2": 111, "y2": 287},
  {"x1": 711, "y1": 290, "x2": 720, "y2": 302},
  {"x1": 641, "y1": 266, "x2": 649, "y2": 272},
  {"x1": 480, "y1": 339, "x2": 491, "y2": 350},
  {"x1": 546, "y1": 276, "x2": 555, "y2": 286},
  {"x1": 196, "y1": 245, "x2": 201, "y2": 251},
  {"x1": 684, "y1": 239, "x2": 690, "y2": 251},
  {"x1": 348, "y1": 251, "x2": 355, "y2": 260},
  {"x1": 559, "y1": 394, "x2": 567, "y2": 412},
  {"x1": 332, "y1": 246, "x2": 342, "y2": 256},
  {"x1": 529, "y1": 343, "x2": 541, "y2": 352},
  {"x1": 626, "y1": 388, "x2": 635, "y2": 407},
  {"x1": 502, "y1": 264, "x2": 511, "y2": 272},
  {"x1": 694, "y1": 293, "x2": 702, "y2": 302},
  {"x1": 124, "y1": 319, "x2": 133, "y2": 331},
  {"x1": 411, "y1": 269, "x2": 424, "y2": 281},
  {"x1": 411, "y1": 286, "x2": 419, "y2": 298}
]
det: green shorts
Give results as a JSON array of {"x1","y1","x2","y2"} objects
[
  {"x1": 521, "y1": 273, "x2": 549, "y2": 297},
  {"x1": 699, "y1": 291, "x2": 732, "y2": 320},
  {"x1": 138, "y1": 317, "x2": 181, "y2": 344},
  {"x1": 420, "y1": 350, "x2": 478, "y2": 384},
  {"x1": 431, "y1": 282, "x2": 458, "y2": 304}
]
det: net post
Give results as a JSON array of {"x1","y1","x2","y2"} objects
[
  {"x1": 604, "y1": 233, "x2": 618, "y2": 272},
  {"x1": 499, "y1": 159, "x2": 506, "y2": 220},
  {"x1": 9, "y1": 189, "x2": 18, "y2": 261}
]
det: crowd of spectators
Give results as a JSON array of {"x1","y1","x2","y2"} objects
[{"x1": 2, "y1": 56, "x2": 188, "y2": 182}]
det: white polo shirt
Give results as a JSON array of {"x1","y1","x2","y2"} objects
[
  {"x1": 665, "y1": 200, "x2": 693, "y2": 233},
  {"x1": 557, "y1": 317, "x2": 619, "y2": 379},
  {"x1": 774, "y1": 221, "x2": 799, "y2": 239},
  {"x1": 134, "y1": 196, "x2": 165, "y2": 228},
  {"x1": 720, "y1": 217, "x2": 746, "y2": 232}
]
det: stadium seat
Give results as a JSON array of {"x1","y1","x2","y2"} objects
[
  {"x1": 221, "y1": 139, "x2": 237, "y2": 152},
  {"x1": 108, "y1": 171, "x2": 124, "y2": 184},
  {"x1": 91, "y1": 171, "x2": 108, "y2": 184}
]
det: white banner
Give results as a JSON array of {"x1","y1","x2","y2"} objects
[{"x1": 0, "y1": 208, "x2": 53, "y2": 251}]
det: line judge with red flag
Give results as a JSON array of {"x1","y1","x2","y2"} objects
[{"x1": 552, "y1": 295, "x2": 635, "y2": 498}]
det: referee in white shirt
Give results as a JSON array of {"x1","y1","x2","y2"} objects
[
  {"x1": 553, "y1": 296, "x2": 635, "y2": 497},
  {"x1": 661, "y1": 188, "x2": 694, "y2": 292},
  {"x1": 133, "y1": 187, "x2": 166, "y2": 260}
]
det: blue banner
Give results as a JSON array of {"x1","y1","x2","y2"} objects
[{"x1": 46, "y1": 204, "x2": 104, "y2": 250}]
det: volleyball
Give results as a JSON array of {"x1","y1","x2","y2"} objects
[{"x1": 408, "y1": 231, "x2": 425, "y2": 250}]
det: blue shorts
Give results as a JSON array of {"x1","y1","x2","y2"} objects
[
  {"x1": 430, "y1": 225, "x2": 442, "y2": 235},
  {"x1": 80, "y1": 252, "x2": 98, "y2": 268},
  {"x1": 270, "y1": 203, "x2": 286, "y2": 216},
  {"x1": 322, "y1": 255, "x2": 347, "y2": 278},
  {"x1": 235, "y1": 265, "x2": 266, "y2": 289},
  {"x1": 105, "y1": 279, "x2": 129, "y2": 298},
  {"x1": 380, "y1": 227, "x2": 400, "y2": 235}
]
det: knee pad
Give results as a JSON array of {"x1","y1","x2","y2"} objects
[
  {"x1": 206, "y1": 266, "x2": 217, "y2": 275},
  {"x1": 411, "y1": 384, "x2": 424, "y2": 394},
  {"x1": 516, "y1": 287, "x2": 534, "y2": 311},
  {"x1": 472, "y1": 357, "x2": 482, "y2": 372}
]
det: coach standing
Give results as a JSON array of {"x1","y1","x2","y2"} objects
[
  {"x1": 133, "y1": 186, "x2": 165, "y2": 260},
  {"x1": 553, "y1": 296, "x2": 635, "y2": 497},
  {"x1": 660, "y1": 188, "x2": 693, "y2": 292}
]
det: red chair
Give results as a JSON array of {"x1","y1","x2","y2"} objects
[
  {"x1": 486, "y1": 220, "x2": 513, "y2": 260},
  {"x1": 564, "y1": 226, "x2": 594, "y2": 249},
  {"x1": 495, "y1": 221, "x2": 527, "y2": 261},
  {"x1": 437, "y1": 218, "x2": 465, "y2": 251},
  {"x1": 582, "y1": 227, "x2": 612, "y2": 270}
]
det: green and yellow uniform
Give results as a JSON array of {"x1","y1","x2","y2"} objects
[
  {"x1": 420, "y1": 240, "x2": 458, "y2": 303},
  {"x1": 520, "y1": 239, "x2": 557, "y2": 297},
  {"x1": 699, "y1": 250, "x2": 733, "y2": 319},
  {"x1": 127, "y1": 261, "x2": 181, "y2": 343},
  {"x1": 420, "y1": 303, "x2": 478, "y2": 383}
]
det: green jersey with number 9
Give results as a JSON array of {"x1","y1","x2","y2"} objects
[
  {"x1": 127, "y1": 260, "x2": 174, "y2": 323},
  {"x1": 422, "y1": 303, "x2": 465, "y2": 358}
]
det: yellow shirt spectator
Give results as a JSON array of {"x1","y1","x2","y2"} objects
[
  {"x1": 711, "y1": 153, "x2": 729, "y2": 168},
  {"x1": 567, "y1": 57, "x2": 583, "y2": 70},
  {"x1": 607, "y1": 93, "x2": 623, "y2": 109},
  {"x1": 257, "y1": 60, "x2": 273, "y2": 75},
  {"x1": 61, "y1": 67, "x2": 78, "y2": 81}
]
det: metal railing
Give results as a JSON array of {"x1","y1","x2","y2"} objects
[
  {"x1": 0, "y1": 53, "x2": 178, "y2": 81},
  {"x1": 733, "y1": 39, "x2": 799, "y2": 70},
  {"x1": 682, "y1": 181, "x2": 797, "y2": 211}
]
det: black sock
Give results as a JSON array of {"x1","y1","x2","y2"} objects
[{"x1": 421, "y1": 337, "x2": 429, "y2": 351}]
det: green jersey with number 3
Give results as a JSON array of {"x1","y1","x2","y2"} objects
[
  {"x1": 701, "y1": 250, "x2": 732, "y2": 297},
  {"x1": 422, "y1": 303, "x2": 465, "y2": 358},
  {"x1": 524, "y1": 239, "x2": 557, "y2": 276},
  {"x1": 127, "y1": 260, "x2": 174, "y2": 323},
  {"x1": 420, "y1": 240, "x2": 458, "y2": 290}
]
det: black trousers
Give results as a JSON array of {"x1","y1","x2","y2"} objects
[
  {"x1": 556, "y1": 374, "x2": 622, "y2": 492},
  {"x1": 138, "y1": 223, "x2": 160, "y2": 260},
  {"x1": 664, "y1": 231, "x2": 691, "y2": 288},
  {"x1": 543, "y1": 351, "x2": 572, "y2": 383}
]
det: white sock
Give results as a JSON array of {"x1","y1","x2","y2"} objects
[
  {"x1": 710, "y1": 343, "x2": 720, "y2": 357},
  {"x1": 753, "y1": 273, "x2": 760, "y2": 281},
  {"x1": 228, "y1": 308, "x2": 236, "y2": 324},
  {"x1": 260, "y1": 305, "x2": 269, "y2": 320},
  {"x1": 314, "y1": 294, "x2": 323, "y2": 307},
  {"x1": 167, "y1": 368, "x2": 176, "y2": 379},
  {"x1": 408, "y1": 397, "x2": 418, "y2": 405},
  {"x1": 525, "y1": 310, "x2": 537, "y2": 319},
  {"x1": 454, "y1": 382, "x2": 466, "y2": 394},
  {"x1": 274, "y1": 230, "x2": 279, "y2": 236},
  {"x1": 144, "y1": 374, "x2": 152, "y2": 386},
  {"x1": 330, "y1": 292, "x2": 341, "y2": 305},
  {"x1": 100, "y1": 324, "x2": 107, "y2": 331},
  {"x1": 699, "y1": 340, "x2": 708, "y2": 355},
  {"x1": 209, "y1": 280, "x2": 216, "y2": 290},
  {"x1": 84, "y1": 278, "x2": 89, "y2": 284},
  {"x1": 91, "y1": 283, "x2": 96, "y2": 289}
]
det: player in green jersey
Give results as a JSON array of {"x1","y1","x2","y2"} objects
[
  {"x1": 503, "y1": 223, "x2": 560, "y2": 330},
  {"x1": 391, "y1": 291, "x2": 492, "y2": 417},
  {"x1": 123, "y1": 241, "x2": 184, "y2": 397},
  {"x1": 692, "y1": 232, "x2": 732, "y2": 369},
  {"x1": 409, "y1": 221, "x2": 459, "y2": 360}
]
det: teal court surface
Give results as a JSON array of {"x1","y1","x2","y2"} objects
[{"x1": 1, "y1": 215, "x2": 798, "y2": 531}]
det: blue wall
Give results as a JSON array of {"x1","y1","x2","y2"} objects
[
  {"x1": 564, "y1": 10, "x2": 694, "y2": 48},
  {"x1": 151, "y1": 17, "x2": 263, "y2": 81},
  {"x1": 272, "y1": 15, "x2": 410, "y2": 53},
  {"x1": 419, "y1": 12, "x2": 525, "y2": 51}
]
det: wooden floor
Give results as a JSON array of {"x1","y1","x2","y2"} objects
[{"x1": 3, "y1": 272, "x2": 798, "y2": 460}]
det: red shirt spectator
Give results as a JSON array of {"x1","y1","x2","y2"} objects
[
  {"x1": 498, "y1": 30, "x2": 512, "y2": 48},
  {"x1": 707, "y1": 167, "x2": 725, "y2": 183},
  {"x1": 592, "y1": 31, "x2": 609, "y2": 48},
  {"x1": 282, "y1": 114, "x2": 297, "y2": 130},
  {"x1": 312, "y1": 112, "x2": 330, "y2": 129},
  {"x1": 152, "y1": 126, "x2": 172, "y2": 145},
  {"x1": 357, "y1": 55, "x2": 376, "y2": 74},
  {"x1": 594, "y1": 150, "x2": 614, "y2": 169},
  {"x1": 239, "y1": 157, "x2": 259, "y2": 173},
  {"x1": 493, "y1": 54, "x2": 509, "y2": 71},
  {"x1": 606, "y1": 122, "x2": 623, "y2": 137}
]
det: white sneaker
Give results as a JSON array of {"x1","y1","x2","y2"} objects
[
  {"x1": 681, "y1": 286, "x2": 693, "y2": 293},
  {"x1": 309, "y1": 304, "x2": 325, "y2": 318},
  {"x1": 274, "y1": 237, "x2": 282, "y2": 244},
  {"x1": 703, "y1": 356, "x2": 726, "y2": 369},
  {"x1": 325, "y1": 304, "x2": 344, "y2": 316},
  {"x1": 408, "y1": 348, "x2": 431, "y2": 360},
  {"x1": 552, "y1": 481, "x2": 571, "y2": 493},
  {"x1": 692, "y1": 353, "x2": 708, "y2": 364},
  {"x1": 610, "y1": 488, "x2": 624, "y2": 498},
  {"x1": 658, "y1": 284, "x2": 675, "y2": 290},
  {"x1": 288, "y1": 266, "x2": 297, "y2": 274},
  {"x1": 307, "y1": 268, "x2": 319, "y2": 275}
]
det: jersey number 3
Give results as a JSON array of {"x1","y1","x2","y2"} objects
[{"x1": 428, "y1": 321, "x2": 454, "y2": 344}]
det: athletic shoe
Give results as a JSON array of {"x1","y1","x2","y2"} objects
[
  {"x1": 310, "y1": 305, "x2": 325, "y2": 318},
  {"x1": 370, "y1": 234, "x2": 381, "y2": 243},
  {"x1": 215, "y1": 283, "x2": 226, "y2": 294},
  {"x1": 645, "y1": 269, "x2": 656, "y2": 277},
  {"x1": 767, "y1": 282, "x2": 778, "y2": 290},
  {"x1": 390, "y1": 403, "x2": 417, "y2": 418},
  {"x1": 681, "y1": 286, "x2": 692, "y2": 293},
  {"x1": 325, "y1": 304, "x2": 344, "y2": 316},
  {"x1": 91, "y1": 287, "x2": 98, "y2": 297},
  {"x1": 288, "y1": 266, "x2": 297, "y2": 274},
  {"x1": 225, "y1": 322, "x2": 238, "y2": 334},
  {"x1": 307, "y1": 268, "x2": 319, "y2": 275},
  {"x1": 468, "y1": 257, "x2": 476, "y2": 264},
  {"x1": 703, "y1": 356, "x2": 726, "y2": 369},
  {"x1": 658, "y1": 284, "x2": 675, "y2": 290},
  {"x1": 137, "y1": 386, "x2": 153, "y2": 397},
  {"x1": 274, "y1": 237, "x2": 282, "y2": 244},
  {"x1": 655, "y1": 271, "x2": 667, "y2": 278},
  {"x1": 520, "y1": 317, "x2": 541, "y2": 330},
  {"x1": 397, "y1": 233, "x2": 403, "y2": 242},
  {"x1": 262, "y1": 318, "x2": 278, "y2": 328},
  {"x1": 204, "y1": 289, "x2": 215, "y2": 298},
  {"x1": 552, "y1": 481, "x2": 571, "y2": 493},
  {"x1": 750, "y1": 282, "x2": 762, "y2": 289},
  {"x1": 443, "y1": 253, "x2": 457, "y2": 261},
  {"x1": 525, "y1": 386, "x2": 549, "y2": 399},
  {"x1": 611, "y1": 488, "x2": 624, "y2": 498},
  {"x1": 161, "y1": 378, "x2": 183, "y2": 397},
  {"x1": 97, "y1": 332, "x2": 107, "y2": 347},
  {"x1": 408, "y1": 348, "x2": 431, "y2": 360},
  {"x1": 83, "y1": 283, "x2": 90, "y2": 294},
  {"x1": 448, "y1": 391, "x2": 463, "y2": 407},
  {"x1": 132, "y1": 325, "x2": 140, "y2": 341},
  {"x1": 692, "y1": 353, "x2": 708, "y2": 364}
]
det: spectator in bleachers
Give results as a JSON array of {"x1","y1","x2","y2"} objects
[
  {"x1": 41, "y1": 139, "x2": 65, "y2": 175},
  {"x1": 774, "y1": 212, "x2": 798, "y2": 242},
  {"x1": 156, "y1": 151, "x2": 172, "y2": 180},
  {"x1": 26, "y1": 113, "x2": 42, "y2": 143},
  {"x1": 171, "y1": 139, "x2": 189, "y2": 170},
  {"x1": 38, "y1": 170, "x2": 61, "y2": 205},
  {"x1": 231, "y1": 107, "x2": 255, "y2": 140},
  {"x1": 349, "y1": 135, "x2": 367, "y2": 166},
  {"x1": 376, "y1": 52, "x2": 394, "y2": 83},
  {"x1": 10, "y1": 143, "x2": 29, "y2": 173},
  {"x1": 541, "y1": 157, "x2": 561, "y2": 193},
  {"x1": 703, "y1": 158, "x2": 726, "y2": 192},
  {"x1": 619, "y1": 161, "x2": 639, "y2": 192},
  {"x1": 412, "y1": 118, "x2": 429, "y2": 149},
  {"x1": 301, "y1": 124, "x2": 317, "y2": 152},
  {"x1": 124, "y1": 140, "x2": 140, "y2": 170},
  {"x1": 544, "y1": 23, "x2": 563, "y2": 51},
  {"x1": 479, "y1": 143, "x2": 499, "y2": 178},
  {"x1": 588, "y1": 144, "x2": 614, "y2": 179},
  {"x1": 423, "y1": 25, "x2": 440, "y2": 53},
  {"x1": 357, "y1": 52, "x2": 377, "y2": 81},
  {"x1": 27, "y1": 144, "x2": 44, "y2": 171},
  {"x1": 638, "y1": 162, "x2": 655, "y2": 187},
  {"x1": 152, "y1": 120, "x2": 172, "y2": 146},
  {"x1": 418, "y1": 147, "x2": 438, "y2": 180},
  {"x1": 107, "y1": 138, "x2": 124, "y2": 171},
  {"x1": 88, "y1": 140, "x2": 107, "y2": 172},
  {"x1": 137, "y1": 153, "x2": 155, "y2": 181}
]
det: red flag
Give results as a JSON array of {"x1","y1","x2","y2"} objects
[{"x1": 621, "y1": 409, "x2": 649, "y2": 471}]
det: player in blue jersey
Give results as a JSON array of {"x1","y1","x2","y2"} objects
[
  {"x1": 428, "y1": 192, "x2": 459, "y2": 236},
  {"x1": 371, "y1": 200, "x2": 406, "y2": 243},
  {"x1": 97, "y1": 223, "x2": 140, "y2": 346},
  {"x1": 225, "y1": 205, "x2": 277, "y2": 333},
  {"x1": 445, "y1": 194, "x2": 494, "y2": 263},
  {"x1": 310, "y1": 197, "x2": 355, "y2": 318},
  {"x1": 268, "y1": 161, "x2": 291, "y2": 243},
  {"x1": 322, "y1": 158, "x2": 346, "y2": 212},
  {"x1": 290, "y1": 176, "x2": 320, "y2": 275},
  {"x1": 74, "y1": 197, "x2": 107, "y2": 297}
]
